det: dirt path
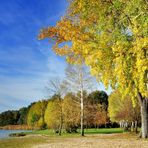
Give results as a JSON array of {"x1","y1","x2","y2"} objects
[{"x1": 32, "y1": 134, "x2": 148, "y2": 148}]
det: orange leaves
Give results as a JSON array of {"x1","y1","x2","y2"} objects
[
  {"x1": 38, "y1": 27, "x2": 57, "y2": 40},
  {"x1": 39, "y1": 17, "x2": 93, "y2": 44},
  {"x1": 38, "y1": 0, "x2": 148, "y2": 99},
  {"x1": 38, "y1": 17, "x2": 93, "y2": 64},
  {"x1": 53, "y1": 45, "x2": 72, "y2": 56}
]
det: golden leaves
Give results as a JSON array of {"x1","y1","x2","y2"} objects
[{"x1": 38, "y1": 0, "x2": 148, "y2": 99}]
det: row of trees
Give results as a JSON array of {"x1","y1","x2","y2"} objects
[
  {"x1": 0, "y1": 89, "x2": 141, "y2": 135},
  {"x1": 27, "y1": 90, "x2": 109, "y2": 135}
]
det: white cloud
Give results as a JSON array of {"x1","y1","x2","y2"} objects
[{"x1": 0, "y1": 45, "x2": 67, "y2": 112}]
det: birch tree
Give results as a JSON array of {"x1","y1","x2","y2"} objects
[{"x1": 64, "y1": 64, "x2": 96, "y2": 136}]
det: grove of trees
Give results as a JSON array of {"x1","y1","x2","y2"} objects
[
  {"x1": 108, "y1": 90, "x2": 141, "y2": 132},
  {"x1": 0, "y1": 107, "x2": 28, "y2": 126},
  {"x1": 39, "y1": 0, "x2": 148, "y2": 138},
  {"x1": 0, "y1": 88, "x2": 142, "y2": 137},
  {"x1": 27, "y1": 89, "x2": 110, "y2": 134}
]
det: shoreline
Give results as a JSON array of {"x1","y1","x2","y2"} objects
[{"x1": 0, "y1": 125, "x2": 36, "y2": 130}]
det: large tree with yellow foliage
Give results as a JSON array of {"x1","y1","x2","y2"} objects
[
  {"x1": 39, "y1": 0, "x2": 148, "y2": 138},
  {"x1": 44, "y1": 95, "x2": 63, "y2": 134},
  {"x1": 63, "y1": 93, "x2": 80, "y2": 133}
]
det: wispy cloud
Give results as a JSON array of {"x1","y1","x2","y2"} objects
[{"x1": 0, "y1": 48, "x2": 66, "y2": 112}]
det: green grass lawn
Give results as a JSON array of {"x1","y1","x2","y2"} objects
[
  {"x1": 84, "y1": 128, "x2": 124, "y2": 134},
  {"x1": 25, "y1": 128, "x2": 124, "y2": 137}
]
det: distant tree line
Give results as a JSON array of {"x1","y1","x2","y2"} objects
[
  {"x1": 0, "y1": 107, "x2": 28, "y2": 126},
  {"x1": 0, "y1": 90, "x2": 108, "y2": 128},
  {"x1": 0, "y1": 89, "x2": 141, "y2": 135}
]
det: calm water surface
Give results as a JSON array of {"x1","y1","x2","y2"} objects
[{"x1": 0, "y1": 130, "x2": 31, "y2": 139}]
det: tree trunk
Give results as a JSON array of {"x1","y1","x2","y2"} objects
[
  {"x1": 135, "y1": 121, "x2": 138, "y2": 133},
  {"x1": 80, "y1": 65, "x2": 84, "y2": 136},
  {"x1": 131, "y1": 121, "x2": 134, "y2": 132},
  {"x1": 138, "y1": 93, "x2": 148, "y2": 138},
  {"x1": 58, "y1": 114, "x2": 62, "y2": 136},
  {"x1": 80, "y1": 90, "x2": 84, "y2": 136},
  {"x1": 58, "y1": 98, "x2": 63, "y2": 136}
]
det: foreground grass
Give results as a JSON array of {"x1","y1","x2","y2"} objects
[
  {"x1": 0, "y1": 135, "x2": 49, "y2": 148},
  {"x1": 0, "y1": 132, "x2": 147, "y2": 148}
]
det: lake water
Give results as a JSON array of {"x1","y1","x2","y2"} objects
[{"x1": 0, "y1": 130, "x2": 31, "y2": 139}]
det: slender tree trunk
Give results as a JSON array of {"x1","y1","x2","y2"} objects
[
  {"x1": 95, "y1": 123, "x2": 97, "y2": 129},
  {"x1": 97, "y1": 124, "x2": 99, "y2": 129},
  {"x1": 59, "y1": 114, "x2": 62, "y2": 136},
  {"x1": 131, "y1": 121, "x2": 134, "y2": 132},
  {"x1": 58, "y1": 97, "x2": 63, "y2": 136},
  {"x1": 138, "y1": 93, "x2": 148, "y2": 138},
  {"x1": 135, "y1": 121, "x2": 138, "y2": 133},
  {"x1": 80, "y1": 86, "x2": 84, "y2": 136},
  {"x1": 80, "y1": 65, "x2": 84, "y2": 136}
]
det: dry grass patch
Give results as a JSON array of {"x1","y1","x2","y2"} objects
[{"x1": 33, "y1": 133, "x2": 148, "y2": 148}]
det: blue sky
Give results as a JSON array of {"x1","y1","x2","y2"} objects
[{"x1": 0, "y1": 0, "x2": 111, "y2": 112}]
